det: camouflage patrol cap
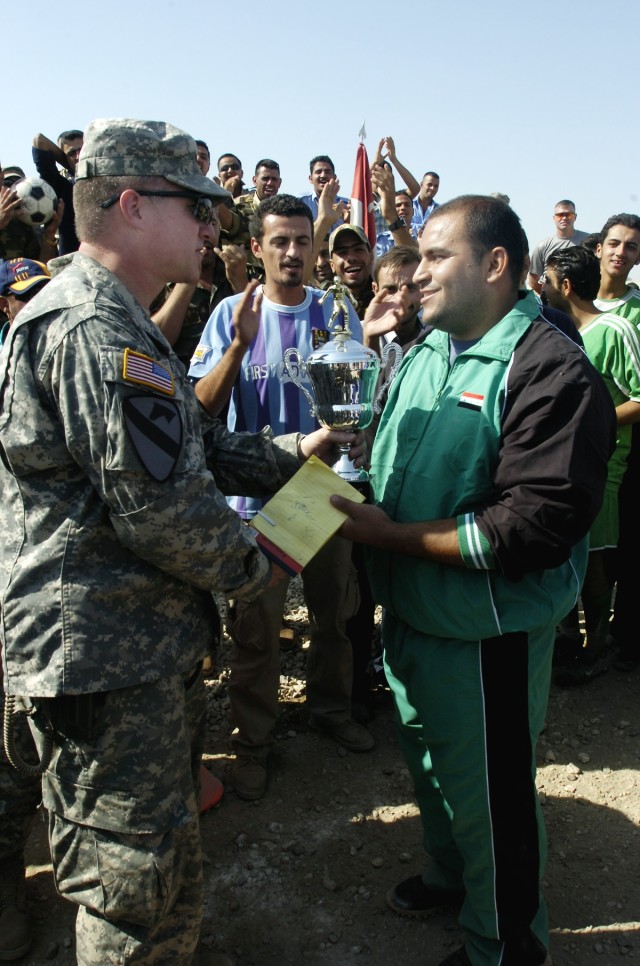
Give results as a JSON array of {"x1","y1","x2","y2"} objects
[{"x1": 75, "y1": 119, "x2": 230, "y2": 202}]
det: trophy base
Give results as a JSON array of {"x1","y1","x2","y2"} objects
[{"x1": 332, "y1": 453, "x2": 369, "y2": 484}]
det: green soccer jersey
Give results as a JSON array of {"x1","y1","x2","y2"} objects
[
  {"x1": 594, "y1": 286, "x2": 640, "y2": 327},
  {"x1": 581, "y1": 312, "x2": 640, "y2": 546}
]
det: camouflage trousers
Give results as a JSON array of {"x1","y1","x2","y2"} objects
[
  {"x1": 0, "y1": 672, "x2": 42, "y2": 861},
  {"x1": 29, "y1": 667, "x2": 206, "y2": 965}
]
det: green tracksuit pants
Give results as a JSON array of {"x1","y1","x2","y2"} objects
[{"x1": 383, "y1": 612, "x2": 553, "y2": 966}]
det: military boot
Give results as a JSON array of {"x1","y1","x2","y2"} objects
[{"x1": 0, "y1": 852, "x2": 32, "y2": 961}]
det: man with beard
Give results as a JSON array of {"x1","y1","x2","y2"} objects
[{"x1": 189, "y1": 195, "x2": 372, "y2": 802}]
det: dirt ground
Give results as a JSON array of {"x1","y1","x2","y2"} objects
[{"x1": 22, "y1": 584, "x2": 640, "y2": 966}]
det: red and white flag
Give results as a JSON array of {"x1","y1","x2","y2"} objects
[{"x1": 350, "y1": 140, "x2": 376, "y2": 248}]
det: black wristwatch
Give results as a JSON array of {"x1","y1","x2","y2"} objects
[{"x1": 387, "y1": 217, "x2": 406, "y2": 232}]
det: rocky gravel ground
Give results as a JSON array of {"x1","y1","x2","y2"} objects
[{"x1": 23, "y1": 579, "x2": 640, "y2": 965}]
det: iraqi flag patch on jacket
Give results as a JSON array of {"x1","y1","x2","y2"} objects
[{"x1": 458, "y1": 391, "x2": 484, "y2": 411}]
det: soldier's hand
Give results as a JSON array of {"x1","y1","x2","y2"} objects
[
  {"x1": 299, "y1": 428, "x2": 367, "y2": 469},
  {"x1": 230, "y1": 279, "x2": 262, "y2": 347},
  {"x1": 267, "y1": 562, "x2": 289, "y2": 588}
]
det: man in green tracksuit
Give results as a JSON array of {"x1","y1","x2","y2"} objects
[{"x1": 332, "y1": 195, "x2": 616, "y2": 966}]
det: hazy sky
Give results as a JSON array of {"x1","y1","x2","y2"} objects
[{"x1": 5, "y1": 0, "x2": 639, "y2": 273}]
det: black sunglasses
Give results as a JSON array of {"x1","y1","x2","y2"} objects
[{"x1": 100, "y1": 190, "x2": 215, "y2": 224}]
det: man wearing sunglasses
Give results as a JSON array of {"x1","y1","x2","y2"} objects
[
  {"x1": 527, "y1": 200, "x2": 589, "y2": 294},
  {"x1": 217, "y1": 153, "x2": 244, "y2": 197},
  {"x1": 0, "y1": 118, "x2": 363, "y2": 965}
]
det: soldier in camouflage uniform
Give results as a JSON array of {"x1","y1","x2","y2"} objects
[
  {"x1": 0, "y1": 255, "x2": 54, "y2": 960},
  {"x1": 0, "y1": 119, "x2": 362, "y2": 965},
  {"x1": 0, "y1": 673, "x2": 41, "y2": 961}
]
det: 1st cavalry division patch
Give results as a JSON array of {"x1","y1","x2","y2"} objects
[{"x1": 123, "y1": 395, "x2": 183, "y2": 482}]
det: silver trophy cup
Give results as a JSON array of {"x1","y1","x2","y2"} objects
[{"x1": 284, "y1": 327, "x2": 402, "y2": 483}]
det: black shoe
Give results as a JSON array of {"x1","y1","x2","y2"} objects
[
  {"x1": 310, "y1": 716, "x2": 375, "y2": 752},
  {"x1": 501, "y1": 932, "x2": 552, "y2": 965},
  {"x1": 386, "y1": 875, "x2": 465, "y2": 918},
  {"x1": 438, "y1": 936, "x2": 551, "y2": 966},
  {"x1": 555, "y1": 650, "x2": 608, "y2": 687}
]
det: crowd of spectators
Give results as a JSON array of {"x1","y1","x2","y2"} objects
[{"x1": 1, "y1": 121, "x2": 639, "y2": 966}]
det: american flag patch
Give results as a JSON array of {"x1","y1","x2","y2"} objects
[
  {"x1": 458, "y1": 391, "x2": 484, "y2": 411},
  {"x1": 122, "y1": 349, "x2": 174, "y2": 396}
]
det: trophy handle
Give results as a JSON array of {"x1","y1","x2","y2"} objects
[
  {"x1": 373, "y1": 342, "x2": 403, "y2": 414},
  {"x1": 283, "y1": 347, "x2": 316, "y2": 415}
]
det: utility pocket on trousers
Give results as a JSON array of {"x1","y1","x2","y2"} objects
[{"x1": 50, "y1": 813, "x2": 175, "y2": 929}]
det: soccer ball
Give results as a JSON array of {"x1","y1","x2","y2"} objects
[{"x1": 14, "y1": 177, "x2": 58, "y2": 226}]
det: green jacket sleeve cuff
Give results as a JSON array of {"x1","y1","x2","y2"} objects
[{"x1": 457, "y1": 512, "x2": 496, "y2": 570}]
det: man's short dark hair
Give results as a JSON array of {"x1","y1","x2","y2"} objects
[
  {"x1": 254, "y1": 159, "x2": 280, "y2": 175},
  {"x1": 430, "y1": 194, "x2": 526, "y2": 289},
  {"x1": 555, "y1": 199, "x2": 576, "y2": 210},
  {"x1": 422, "y1": 171, "x2": 440, "y2": 180},
  {"x1": 581, "y1": 233, "x2": 601, "y2": 254},
  {"x1": 217, "y1": 153, "x2": 241, "y2": 169},
  {"x1": 374, "y1": 246, "x2": 420, "y2": 285},
  {"x1": 309, "y1": 155, "x2": 335, "y2": 174},
  {"x1": 195, "y1": 140, "x2": 210, "y2": 155},
  {"x1": 395, "y1": 189, "x2": 411, "y2": 199},
  {"x1": 600, "y1": 213, "x2": 640, "y2": 242},
  {"x1": 58, "y1": 129, "x2": 83, "y2": 146},
  {"x1": 546, "y1": 247, "x2": 601, "y2": 302},
  {"x1": 249, "y1": 194, "x2": 314, "y2": 243}
]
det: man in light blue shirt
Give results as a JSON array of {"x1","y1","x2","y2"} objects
[
  {"x1": 412, "y1": 170, "x2": 440, "y2": 229},
  {"x1": 299, "y1": 155, "x2": 348, "y2": 233}
]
